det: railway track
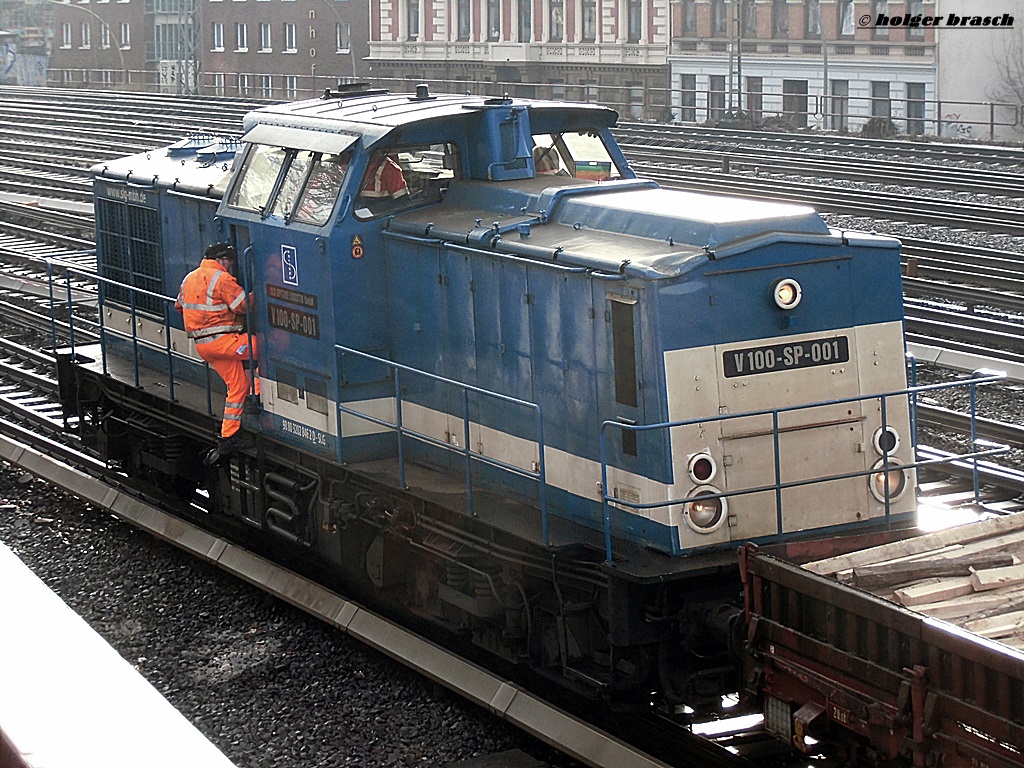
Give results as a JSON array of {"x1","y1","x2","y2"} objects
[
  {"x1": 613, "y1": 122, "x2": 1024, "y2": 166},
  {"x1": 3, "y1": 90, "x2": 1024, "y2": 768},
  {"x1": 637, "y1": 163, "x2": 1024, "y2": 236},
  {"x1": 0, "y1": 278, "x2": 1017, "y2": 768},
  {"x1": 0, "y1": 292, "x2": 768, "y2": 768},
  {"x1": 615, "y1": 137, "x2": 1024, "y2": 197}
]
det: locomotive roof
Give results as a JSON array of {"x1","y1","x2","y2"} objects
[
  {"x1": 241, "y1": 90, "x2": 619, "y2": 148},
  {"x1": 391, "y1": 177, "x2": 896, "y2": 279}
]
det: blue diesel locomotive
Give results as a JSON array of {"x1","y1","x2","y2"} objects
[{"x1": 58, "y1": 85, "x2": 914, "y2": 708}]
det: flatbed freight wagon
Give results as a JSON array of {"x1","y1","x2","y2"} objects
[{"x1": 741, "y1": 512, "x2": 1024, "y2": 767}]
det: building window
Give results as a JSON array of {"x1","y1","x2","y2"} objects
[
  {"x1": 908, "y1": 0, "x2": 924, "y2": 37},
  {"x1": 550, "y1": 79, "x2": 565, "y2": 100},
  {"x1": 627, "y1": 0, "x2": 641, "y2": 42},
  {"x1": 742, "y1": 1, "x2": 757, "y2": 36},
  {"x1": 212, "y1": 22, "x2": 224, "y2": 50},
  {"x1": 581, "y1": 0, "x2": 596, "y2": 41},
  {"x1": 213, "y1": 72, "x2": 225, "y2": 95},
  {"x1": 550, "y1": 0, "x2": 564, "y2": 41},
  {"x1": 261, "y1": 74, "x2": 273, "y2": 97},
  {"x1": 487, "y1": 0, "x2": 500, "y2": 40},
  {"x1": 101, "y1": 69, "x2": 112, "y2": 84},
  {"x1": 873, "y1": 0, "x2": 888, "y2": 38},
  {"x1": 772, "y1": 0, "x2": 788, "y2": 37},
  {"x1": 678, "y1": 73, "x2": 696, "y2": 121},
  {"x1": 745, "y1": 76, "x2": 762, "y2": 120},
  {"x1": 154, "y1": 22, "x2": 176, "y2": 58},
  {"x1": 519, "y1": 0, "x2": 531, "y2": 42},
  {"x1": 407, "y1": 0, "x2": 420, "y2": 40},
  {"x1": 80, "y1": 21, "x2": 91, "y2": 48},
  {"x1": 259, "y1": 22, "x2": 271, "y2": 51},
  {"x1": 100, "y1": 23, "x2": 110, "y2": 48},
  {"x1": 335, "y1": 22, "x2": 349, "y2": 51},
  {"x1": 708, "y1": 74, "x2": 725, "y2": 121},
  {"x1": 581, "y1": 79, "x2": 597, "y2": 102},
  {"x1": 805, "y1": 0, "x2": 820, "y2": 36},
  {"x1": 906, "y1": 82, "x2": 926, "y2": 135},
  {"x1": 120, "y1": 22, "x2": 130, "y2": 48},
  {"x1": 830, "y1": 79, "x2": 849, "y2": 131},
  {"x1": 283, "y1": 22, "x2": 297, "y2": 51},
  {"x1": 285, "y1": 75, "x2": 298, "y2": 99},
  {"x1": 871, "y1": 80, "x2": 891, "y2": 118},
  {"x1": 782, "y1": 79, "x2": 808, "y2": 127},
  {"x1": 458, "y1": 0, "x2": 471, "y2": 40},
  {"x1": 681, "y1": 0, "x2": 696, "y2": 35},
  {"x1": 238, "y1": 73, "x2": 250, "y2": 94},
  {"x1": 61, "y1": 22, "x2": 71, "y2": 48},
  {"x1": 839, "y1": 0, "x2": 854, "y2": 36},
  {"x1": 712, "y1": 0, "x2": 727, "y2": 36},
  {"x1": 235, "y1": 22, "x2": 248, "y2": 51}
]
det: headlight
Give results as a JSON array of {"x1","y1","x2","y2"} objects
[
  {"x1": 872, "y1": 426, "x2": 900, "y2": 455},
  {"x1": 683, "y1": 486, "x2": 727, "y2": 533},
  {"x1": 772, "y1": 278, "x2": 802, "y2": 310},
  {"x1": 869, "y1": 459, "x2": 909, "y2": 502},
  {"x1": 687, "y1": 452, "x2": 717, "y2": 483}
]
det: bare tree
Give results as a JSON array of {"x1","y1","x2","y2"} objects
[{"x1": 988, "y1": 28, "x2": 1024, "y2": 137}]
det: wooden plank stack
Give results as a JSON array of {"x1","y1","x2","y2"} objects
[{"x1": 803, "y1": 513, "x2": 1024, "y2": 650}]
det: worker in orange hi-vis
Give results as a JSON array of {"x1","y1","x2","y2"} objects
[
  {"x1": 175, "y1": 243, "x2": 260, "y2": 460},
  {"x1": 361, "y1": 154, "x2": 409, "y2": 200}
]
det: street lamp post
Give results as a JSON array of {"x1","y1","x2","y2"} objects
[
  {"x1": 316, "y1": 0, "x2": 357, "y2": 80},
  {"x1": 40, "y1": 0, "x2": 128, "y2": 86},
  {"x1": 821, "y1": 2, "x2": 829, "y2": 130}
]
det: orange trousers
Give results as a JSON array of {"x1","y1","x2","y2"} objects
[{"x1": 196, "y1": 332, "x2": 260, "y2": 438}]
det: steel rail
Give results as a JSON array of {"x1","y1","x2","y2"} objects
[
  {"x1": 636, "y1": 165, "x2": 1024, "y2": 235},
  {"x1": 917, "y1": 403, "x2": 1024, "y2": 450},
  {"x1": 614, "y1": 122, "x2": 1024, "y2": 164},
  {"x1": 0, "y1": 310, "x2": 719, "y2": 768},
  {"x1": 618, "y1": 143, "x2": 1024, "y2": 197}
]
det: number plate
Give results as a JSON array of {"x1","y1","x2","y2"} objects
[
  {"x1": 267, "y1": 303, "x2": 320, "y2": 339},
  {"x1": 723, "y1": 336, "x2": 850, "y2": 378}
]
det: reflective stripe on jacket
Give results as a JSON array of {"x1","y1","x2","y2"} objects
[
  {"x1": 360, "y1": 157, "x2": 409, "y2": 199},
  {"x1": 175, "y1": 258, "x2": 247, "y2": 341}
]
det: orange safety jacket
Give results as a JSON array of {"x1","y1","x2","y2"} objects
[
  {"x1": 361, "y1": 156, "x2": 409, "y2": 199},
  {"x1": 175, "y1": 259, "x2": 248, "y2": 343}
]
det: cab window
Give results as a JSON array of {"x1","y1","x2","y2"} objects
[
  {"x1": 354, "y1": 143, "x2": 461, "y2": 220},
  {"x1": 228, "y1": 144, "x2": 286, "y2": 211},
  {"x1": 269, "y1": 151, "x2": 314, "y2": 219},
  {"x1": 229, "y1": 145, "x2": 350, "y2": 227},
  {"x1": 531, "y1": 131, "x2": 620, "y2": 181},
  {"x1": 292, "y1": 153, "x2": 350, "y2": 226}
]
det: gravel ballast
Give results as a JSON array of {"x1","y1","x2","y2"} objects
[{"x1": 0, "y1": 465, "x2": 568, "y2": 768}]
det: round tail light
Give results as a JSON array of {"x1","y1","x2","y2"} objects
[
  {"x1": 683, "y1": 486, "x2": 727, "y2": 533},
  {"x1": 869, "y1": 459, "x2": 909, "y2": 502},
  {"x1": 872, "y1": 426, "x2": 900, "y2": 456},
  {"x1": 687, "y1": 453, "x2": 717, "y2": 483}
]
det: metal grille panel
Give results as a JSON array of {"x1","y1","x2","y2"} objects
[{"x1": 97, "y1": 198, "x2": 164, "y2": 316}]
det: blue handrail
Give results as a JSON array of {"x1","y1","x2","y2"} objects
[
  {"x1": 48, "y1": 263, "x2": 220, "y2": 419},
  {"x1": 334, "y1": 344, "x2": 549, "y2": 545},
  {"x1": 598, "y1": 370, "x2": 1007, "y2": 563}
]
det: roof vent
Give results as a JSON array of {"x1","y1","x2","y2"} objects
[
  {"x1": 410, "y1": 83, "x2": 436, "y2": 101},
  {"x1": 321, "y1": 82, "x2": 389, "y2": 100}
]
